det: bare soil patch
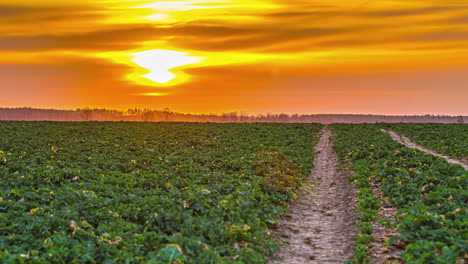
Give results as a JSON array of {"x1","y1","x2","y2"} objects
[
  {"x1": 269, "y1": 127, "x2": 356, "y2": 264},
  {"x1": 381, "y1": 129, "x2": 468, "y2": 170}
]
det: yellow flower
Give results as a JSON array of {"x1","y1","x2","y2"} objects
[
  {"x1": 130, "y1": 160, "x2": 137, "y2": 164},
  {"x1": 51, "y1": 146, "x2": 57, "y2": 152},
  {"x1": 397, "y1": 181, "x2": 403, "y2": 185},
  {"x1": 30, "y1": 208, "x2": 40, "y2": 215}
]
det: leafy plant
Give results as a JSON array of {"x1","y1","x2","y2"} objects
[
  {"x1": 0, "y1": 121, "x2": 322, "y2": 263},
  {"x1": 333, "y1": 124, "x2": 467, "y2": 264},
  {"x1": 254, "y1": 149, "x2": 301, "y2": 193}
]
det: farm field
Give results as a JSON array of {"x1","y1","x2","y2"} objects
[
  {"x1": 383, "y1": 124, "x2": 468, "y2": 163},
  {"x1": 332, "y1": 124, "x2": 467, "y2": 264},
  {"x1": 0, "y1": 121, "x2": 467, "y2": 264},
  {"x1": 4, "y1": 0, "x2": 468, "y2": 263},
  {"x1": 0, "y1": 121, "x2": 322, "y2": 263}
]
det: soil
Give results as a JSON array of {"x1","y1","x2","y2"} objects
[
  {"x1": 367, "y1": 182, "x2": 406, "y2": 264},
  {"x1": 269, "y1": 126, "x2": 356, "y2": 264},
  {"x1": 381, "y1": 129, "x2": 468, "y2": 170}
]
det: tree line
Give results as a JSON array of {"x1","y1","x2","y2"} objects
[{"x1": 0, "y1": 107, "x2": 465, "y2": 124}]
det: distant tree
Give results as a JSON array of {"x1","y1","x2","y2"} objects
[
  {"x1": 141, "y1": 109, "x2": 153, "y2": 122},
  {"x1": 162, "y1": 107, "x2": 173, "y2": 122},
  {"x1": 79, "y1": 108, "x2": 93, "y2": 121},
  {"x1": 239, "y1": 112, "x2": 249, "y2": 123},
  {"x1": 278, "y1": 113, "x2": 289, "y2": 123},
  {"x1": 457, "y1": 116, "x2": 464, "y2": 124}
]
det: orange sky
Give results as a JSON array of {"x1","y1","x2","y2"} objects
[{"x1": 1, "y1": 0, "x2": 467, "y2": 115}]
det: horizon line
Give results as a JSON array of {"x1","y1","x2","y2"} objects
[{"x1": 0, "y1": 106, "x2": 467, "y2": 117}]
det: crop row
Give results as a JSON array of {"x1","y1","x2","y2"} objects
[
  {"x1": 0, "y1": 122, "x2": 322, "y2": 263},
  {"x1": 332, "y1": 124, "x2": 467, "y2": 264},
  {"x1": 384, "y1": 124, "x2": 467, "y2": 162}
]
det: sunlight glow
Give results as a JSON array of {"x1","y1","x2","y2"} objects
[
  {"x1": 145, "y1": 13, "x2": 170, "y2": 21},
  {"x1": 129, "y1": 49, "x2": 203, "y2": 85},
  {"x1": 141, "y1": 0, "x2": 236, "y2": 11},
  {"x1": 137, "y1": 92, "x2": 170, "y2": 96},
  {"x1": 135, "y1": 0, "x2": 280, "y2": 23}
]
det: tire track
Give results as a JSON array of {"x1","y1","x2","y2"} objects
[
  {"x1": 381, "y1": 129, "x2": 468, "y2": 170},
  {"x1": 269, "y1": 126, "x2": 356, "y2": 264}
]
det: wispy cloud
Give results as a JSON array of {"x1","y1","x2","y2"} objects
[{"x1": 325, "y1": 90, "x2": 427, "y2": 95}]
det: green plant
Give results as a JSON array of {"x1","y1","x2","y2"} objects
[
  {"x1": 254, "y1": 149, "x2": 302, "y2": 194},
  {"x1": 0, "y1": 121, "x2": 323, "y2": 263},
  {"x1": 333, "y1": 124, "x2": 467, "y2": 263}
]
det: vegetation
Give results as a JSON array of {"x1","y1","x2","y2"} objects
[
  {"x1": 1, "y1": 120, "x2": 466, "y2": 263},
  {"x1": 333, "y1": 124, "x2": 467, "y2": 264},
  {"x1": 254, "y1": 149, "x2": 301, "y2": 193},
  {"x1": 0, "y1": 107, "x2": 465, "y2": 123},
  {"x1": 385, "y1": 124, "x2": 468, "y2": 161},
  {"x1": 0, "y1": 121, "x2": 322, "y2": 263}
]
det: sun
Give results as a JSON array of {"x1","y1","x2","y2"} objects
[{"x1": 129, "y1": 49, "x2": 203, "y2": 86}]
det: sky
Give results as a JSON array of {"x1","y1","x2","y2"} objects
[{"x1": 0, "y1": 0, "x2": 467, "y2": 115}]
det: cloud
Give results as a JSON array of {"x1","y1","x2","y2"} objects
[
  {"x1": 325, "y1": 90, "x2": 426, "y2": 95},
  {"x1": 0, "y1": 26, "x2": 158, "y2": 51},
  {"x1": 365, "y1": 6, "x2": 468, "y2": 18},
  {"x1": 1, "y1": 0, "x2": 468, "y2": 114},
  {"x1": 409, "y1": 30, "x2": 468, "y2": 42},
  {"x1": 2, "y1": 0, "x2": 468, "y2": 54}
]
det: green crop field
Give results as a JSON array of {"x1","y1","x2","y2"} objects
[
  {"x1": 384, "y1": 124, "x2": 468, "y2": 162},
  {"x1": 332, "y1": 124, "x2": 467, "y2": 264},
  {"x1": 0, "y1": 122, "x2": 322, "y2": 263},
  {"x1": 1, "y1": 121, "x2": 466, "y2": 264}
]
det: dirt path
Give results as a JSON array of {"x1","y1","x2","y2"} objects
[
  {"x1": 269, "y1": 126, "x2": 356, "y2": 264},
  {"x1": 381, "y1": 129, "x2": 468, "y2": 170}
]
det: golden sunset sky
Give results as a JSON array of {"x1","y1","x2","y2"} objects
[{"x1": 1, "y1": 0, "x2": 467, "y2": 114}]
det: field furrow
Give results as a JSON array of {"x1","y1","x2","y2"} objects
[
  {"x1": 381, "y1": 129, "x2": 468, "y2": 170},
  {"x1": 270, "y1": 126, "x2": 356, "y2": 264},
  {"x1": 333, "y1": 124, "x2": 467, "y2": 264}
]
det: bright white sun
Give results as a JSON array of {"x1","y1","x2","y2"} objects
[{"x1": 130, "y1": 49, "x2": 202, "y2": 85}]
